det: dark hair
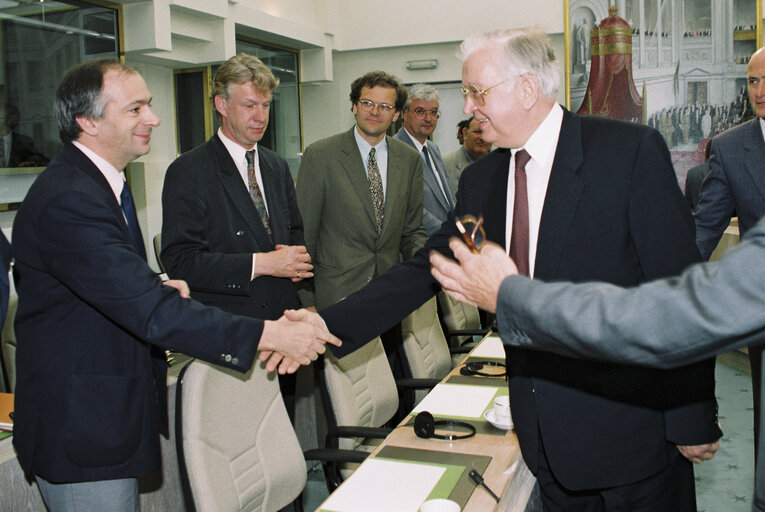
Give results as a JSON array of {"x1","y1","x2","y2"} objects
[
  {"x1": 349, "y1": 71, "x2": 407, "y2": 112},
  {"x1": 55, "y1": 59, "x2": 138, "y2": 143}
]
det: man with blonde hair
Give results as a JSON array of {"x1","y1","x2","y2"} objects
[{"x1": 162, "y1": 53, "x2": 313, "y2": 415}]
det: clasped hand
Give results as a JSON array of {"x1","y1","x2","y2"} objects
[
  {"x1": 255, "y1": 244, "x2": 313, "y2": 282},
  {"x1": 259, "y1": 309, "x2": 341, "y2": 374}
]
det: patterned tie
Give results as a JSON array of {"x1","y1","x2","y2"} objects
[
  {"x1": 367, "y1": 147, "x2": 384, "y2": 234},
  {"x1": 509, "y1": 149, "x2": 531, "y2": 277},
  {"x1": 120, "y1": 181, "x2": 147, "y2": 261},
  {"x1": 245, "y1": 149, "x2": 272, "y2": 239}
]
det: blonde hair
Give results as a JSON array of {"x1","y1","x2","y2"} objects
[{"x1": 212, "y1": 53, "x2": 279, "y2": 101}]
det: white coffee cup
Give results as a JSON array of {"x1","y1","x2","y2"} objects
[
  {"x1": 420, "y1": 498, "x2": 461, "y2": 512},
  {"x1": 494, "y1": 395, "x2": 511, "y2": 424}
]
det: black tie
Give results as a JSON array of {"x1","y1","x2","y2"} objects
[{"x1": 120, "y1": 181, "x2": 147, "y2": 260}]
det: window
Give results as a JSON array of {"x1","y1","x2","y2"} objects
[{"x1": 0, "y1": 0, "x2": 119, "y2": 208}]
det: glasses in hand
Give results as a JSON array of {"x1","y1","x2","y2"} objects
[{"x1": 455, "y1": 215, "x2": 486, "y2": 253}]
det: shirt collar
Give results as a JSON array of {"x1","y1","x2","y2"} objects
[
  {"x1": 403, "y1": 127, "x2": 426, "y2": 152},
  {"x1": 759, "y1": 118, "x2": 765, "y2": 143},
  {"x1": 514, "y1": 103, "x2": 564, "y2": 166},
  {"x1": 218, "y1": 128, "x2": 257, "y2": 164},
  {"x1": 354, "y1": 125, "x2": 387, "y2": 155},
  {"x1": 72, "y1": 140, "x2": 124, "y2": 202}
]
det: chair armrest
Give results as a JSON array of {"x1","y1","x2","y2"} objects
[
  {"x1": 396, "y1": 378, "x2": 441, "y2": 390},
  {"x1": 303, "y1": 448, "x2": 369, "y2": 465},
  {"x1": 327, "y1": 425, "x2": 392, "y2": 442}
]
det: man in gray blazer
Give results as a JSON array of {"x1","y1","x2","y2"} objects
[
  {"x1": 443, "y1": 116, "x2": 491, "y2": 194},
  {"x1": 694, "y1": 46, "x2": 765, "y2": 442},
  {"x1": 394, "y1": 83, "x2": 454, "y2": 235},
  {"x1": 429, "y1": 215, "x2": 765, "y2": 512},
  {"x1": 296, "y1": 71, "x2": 426, "y2": 310}
]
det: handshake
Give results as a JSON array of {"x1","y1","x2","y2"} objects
[{"x1": 258, "y1": 309, "x2": 341, "y2": 375}]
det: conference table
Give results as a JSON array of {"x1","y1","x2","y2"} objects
[{"x1": 317, "y1": 334, "x2": 535, "y2": 512}]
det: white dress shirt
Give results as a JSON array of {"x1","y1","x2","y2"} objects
[
  {"x1": 402, "y1": 127, "x2": 450, "y2": 202},
  {"x1": 505, "y1": 103, "x2": 564, "y2": 278}
]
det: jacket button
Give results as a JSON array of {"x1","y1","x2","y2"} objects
[
  {"x1": 224, "y1": 354, "x2": 232, "y2": 362},
  {"x1": 231, "y1": 357, "x2": 239, "y2": 366},
  {"x1": 236, "y1": 230, "x2": 244, "y2": 236},
  {"x1": 261, "y1": 301, "x2": 268, "y2": 308}
]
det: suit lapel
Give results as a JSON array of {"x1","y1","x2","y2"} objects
[
  {"x1": 483, "y1": 149, "x2": 511, "y2": 248},
  {"x1": 534, "y1": 110, "x2": 585, "y2": 279},
  {"x1": 211, "y1": 136, "x2": 274, "y2": 250},
  {"x1": 742, "y1": 119, "x2": 765, "y2": 203},
  {"x1": 340, "y1": 128, "x2": 379, "y2": 230},
  {"x1": 423, "y1": 141, "x2": 452, "y2": 210},
  {"x1": 258, "y1": 150, "x2": 287, "y2": 244}
]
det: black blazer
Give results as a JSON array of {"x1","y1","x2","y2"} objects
[
  {"x1": 161, "y1": 135, "x2": 302, "y2": 319},
  {"x1": 322, "y1": 109, "x2": 720, "y2": 490},
  {"x1": 12, "y1": 144, "x2": 263, "y2": 483}
]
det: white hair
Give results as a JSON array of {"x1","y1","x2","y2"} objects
[{"x1": 459, "y1": 26, "x2": 560, "y2": 99}]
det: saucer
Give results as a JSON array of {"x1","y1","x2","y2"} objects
[{"x1": 484, "y1": 408, "x2": 513, "y2": 430}]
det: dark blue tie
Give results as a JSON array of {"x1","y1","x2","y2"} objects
[{"x1": 120, "y1": 181, "x2": 147, "y2": 260}]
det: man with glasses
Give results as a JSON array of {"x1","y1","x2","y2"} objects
[
  {"x1": 296, "y1": 70, "x2": 426, "y2": 311},
  {"x1": 319, "y1": 27, "x2": 720, "y2": 511},
  {"x1": 443, "y1": 116, "x2": 492, "y2": 195},
  {"x1": 394, "y1": 83, "x2": 454, "y2": 235}
]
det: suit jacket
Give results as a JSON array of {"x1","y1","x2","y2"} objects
[
  {"x1": 321, "y1": 110, "x2": 720, "y2": 490},
  {"x1": 393, "y1": 127, "x2": 454, "y2": 235},
  {"x1": 496, "y1": 216, "x2": 765, "y2": 510},
  {"x1": 695, "y1": 117, "x2": 765, "y2": 258},
  {"x1": 296, "y1": 127, "x2": 427, "y2": 309},
  {"x1": 161, "y1": 135, "x2": 302, "y2": 319},
  {"x1": 443, "y1": 147, "x2": 472, "y2": 196},
  {"x1": 684, "y1": 161, "x2": 710, "y2": 211},
  {"x1": 12, "y1": 143, "x2": 263, "y2": 483}
]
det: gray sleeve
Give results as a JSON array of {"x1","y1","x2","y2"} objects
[{"x1": 497, "y1": 219, "x2": 765, "y2": 368}]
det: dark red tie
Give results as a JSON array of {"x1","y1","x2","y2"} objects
[{"x1": 510, "y1": 149, "x2": 531, "y2": 277}]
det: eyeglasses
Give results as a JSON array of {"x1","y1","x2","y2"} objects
[
  {"x1": 455, "y1": 215, "x2": 485, "y2": 253},
  {"x1": 409, "y1": 107, "x2": 440, "y2": 119},
  {"x1": 357, "y1": 99, "x2": 396, "y2": 113},
  {"x1": 460, "y1": 79, "x2": 511, "y2": 107}
]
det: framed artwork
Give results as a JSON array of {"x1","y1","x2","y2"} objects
[{"x1": 564, "y1": 0, "x2": 762, "y2": 186}]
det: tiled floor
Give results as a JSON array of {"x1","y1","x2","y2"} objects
[{"x1": 303, "y1": 354, "x2": 757, "y2": 511}]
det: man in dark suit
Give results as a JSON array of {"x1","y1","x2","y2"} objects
[
  {"x1": 320, "y1": 27, "x2": 720, "y2": 511},
  {"x1": 11, "y1": 59, "x2": 337, "y2": 512},
  {"x1": 695, "y1": 46, "x2": 765, "y2": 452},
  {"x1": 393, "y1": 83, "x2": 454, "y2": 236},
  {"x1": 161, "y1": 53, "x2": 311, "y2": 415}
]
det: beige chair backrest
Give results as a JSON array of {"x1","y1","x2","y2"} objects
[
  {"x1": 400, "y1": 297, "x2": 452, "y2": 405},
  {"x1": 153, "y1": 233, "x2": 165, "y2": 273},
  {"x1": 322, "y1": 337, "x2": 399, "y2": 450},
  {"x1": 177, "y1": 359, "x2": 305, "y2": 512},
  {"x1": 1, "y1": 295, "x2": 17, "y2": 392},
  {"x1": 437, "y1": 290, "x2": 481, "y2": 346}
]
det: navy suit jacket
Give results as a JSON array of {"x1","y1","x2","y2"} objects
[
  {"x1": 322, "y1": 109, "x2": 720, "y2": 490},
  {"x1": 12, "y1": 143, "x2": 264, "y2": 483},
  {"x1": 161, "y1": 135, "x2": 302, "y2": 319},
  {"x1": 695, "y1": 117, "x2": 765, "y2": 258},
  {"x1": 394, "y1": 127, "x2": 454, "y2": 235}
]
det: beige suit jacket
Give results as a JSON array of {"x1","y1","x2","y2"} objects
[{"x1": 296, "y1": 127, "x2": 427, "y2": 308}]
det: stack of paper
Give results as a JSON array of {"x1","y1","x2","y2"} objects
[{"x1": 412, "y1": 383, "x2": 499, "y2": 420}]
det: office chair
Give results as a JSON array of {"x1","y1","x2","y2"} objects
[
  {"x1": 318, "y1": 337, "x2": 438, "y2": 490},
  {"x1": 436, "y1": 290, "x2": 488, "y2": 357},
  {"x1": 1, "y1": 294, "x2": 17, "y2": 392},
  {"x1": 152, "y1": 233, "x2": 165, "y2": 273},
  {"x1": 176, "y1": 358, "x2": 365, "y2": 512}
]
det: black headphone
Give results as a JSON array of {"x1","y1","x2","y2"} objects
[
  {"x1": 459, "y1": 361, "x2": 506, "y2": 377},
  {"x1": 413, "y1": 411, "x2": 476, "y2": 440}
]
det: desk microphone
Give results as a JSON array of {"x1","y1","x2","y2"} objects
[{"x1": 468, "y1": 469, "x2": 500, "y2": 503}]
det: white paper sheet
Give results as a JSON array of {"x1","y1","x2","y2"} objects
[
  {"x1": 321, "y1": 458, "x2": 445, "y2": 512},
  {"x1": 470, "y1": 335, "x2": 505, "y2": 359},
  {"x1": 412, "y1": 383, "x2": 500, "y2": 419}
]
